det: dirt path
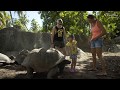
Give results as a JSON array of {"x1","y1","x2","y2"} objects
[
  {"x1": 62, "y1": 52, "x2": 120, "y2": 79},
  {"x1": 0, "y1": 52, "x2": 120, "y2": 79}
]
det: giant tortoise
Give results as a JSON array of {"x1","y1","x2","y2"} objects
[
  {"x1": 0, "y1": 53, "x2": 15, "y2": 66},
  {"x1": 20, "y1": 48, "x2": 71, "y2": 79}
]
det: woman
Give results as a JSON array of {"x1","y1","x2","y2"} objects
[{"x1": 87, "y1": 14, "x2": 107, "y2": 75}]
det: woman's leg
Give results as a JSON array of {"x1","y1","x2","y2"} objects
[
  {"x1": 91, "y1": 48, "x2": 97, "y2": 70},
  {"x1": 89, "y1": 40, "x2": 97, "y2": 70},
  {"x1": 96, "y1": 47, "x2": 107, "y2": 75}
]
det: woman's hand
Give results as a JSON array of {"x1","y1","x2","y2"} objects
[
  {"x1": 91, "y1": 38, "x2": 97, "y2": 41},
  {"x1": 91, "y1": 36, "x2": 98, "y2": 41}
]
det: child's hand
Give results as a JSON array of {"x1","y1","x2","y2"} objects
[
  {"x1": 51, "y1": 43, "x2": 54, "y2": 48},
  {"x1": 77, "y1": 55, "x2": 81, "y2": 59}
]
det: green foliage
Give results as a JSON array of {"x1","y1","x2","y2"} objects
[
  {"x1": 38, "y1": 11, "x2": 61, "y2": 32},
  {"x1": 13, "y1": 19, "x2": 26, "y2": 31},
  {"x1": 30, "y1": 19, "x2": 42, "y2": 33},
  {"x1": 0, "y1": 11, "x2": 11, "y2": 29},
  {"x1": 39, "y1": 11, "x2": 89, "y2": 36},
  {"x1": 14, "y1": 11, "x2": 26, "y2": 17},
  {"x1": 97, "y1": 11, "x2": 120, "y2": 38},
  {"x1": 18, "y1": 14, "x2": 29, "y2": 31},
  {"x1": 9, "y1": 11, "x2": 26, "y2": 27},
  {"x1": 13, "y1": 13, "x2": 29, "y2": 31},
  {"x1": 1, "y1": 11, "x2": 120, "y2": 39},
  {"x1": 39, "y1": 11, "x2": 120, "y2": 38}
]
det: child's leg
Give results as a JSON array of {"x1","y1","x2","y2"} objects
[
  {"x1": 73, "y1": 55, "x2": 77, "y2": 69},
  {"x1": 73, "y1": 58, "x2": 77, "y2": 70},
  {"x1": 71, "y1": 59, "x2": 74, "y2": 70},
  {"x1": 69, "y1": 59, "x2": 74, "y2": 72}
]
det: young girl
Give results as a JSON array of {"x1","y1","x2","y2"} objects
[{"x1": 66, "y1": 35, "x2": 78, "y2": 72}]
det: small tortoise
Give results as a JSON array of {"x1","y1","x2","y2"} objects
[{"x1": 0, "y1": 53, "x2": 15, "y2": 66}]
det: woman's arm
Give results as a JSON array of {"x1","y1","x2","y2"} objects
[
  {"x1": 51, "y1": 27, "x2": 55, "y2": 48},
  {"x1": 51, "y1": 27, "x2": 56, "y2": 43},
  {"x1": 97, "y1": 20, "x2": 107, "y2": 37},
  {"x1": 89, "y1": 24, "x2": 92, "y2": 41},
  {"x1": 63, "y1": 27, "x2": 67, "y2": 44}
]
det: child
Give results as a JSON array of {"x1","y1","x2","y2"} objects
[{"x1": 66, "y1": 35, "x2": 78, "y2": 72}]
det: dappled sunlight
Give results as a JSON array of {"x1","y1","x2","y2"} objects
[
  {"x1": 0, "y1": 11, "x2": 120, "y2": 79},
  {"x1": 0, "y1": 50, "x2": 120, "y2": 79}
]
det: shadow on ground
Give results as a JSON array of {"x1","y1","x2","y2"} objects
[{"x1": 1, "y1": 55, "x2": 120, "y2": 79}]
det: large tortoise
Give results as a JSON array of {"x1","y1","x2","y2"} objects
[
  {"x1": 0, "y1": 53, "x2": 15, "y2": 66},
  {"x1": 20, "y1": 48, "x2": 71, "y2": 79}
]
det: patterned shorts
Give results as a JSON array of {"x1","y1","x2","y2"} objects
[{"x1": 70, "y1": 54, "x2": 77, "y2": 60}]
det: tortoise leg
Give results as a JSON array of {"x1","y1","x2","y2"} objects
[
  {"x1": 1, "y1": 62, "x2": 8, "y2": 66},
  {"x1": 58, "y1": 60, "x2": 71, "y2": 74},
  {"x1": 47, "y1": 67, "x2": 59, "y2": 79},
  {"x1": 26, "y1": 67, "x2": 34, "y2": 79},
  {"x1": 58, "y1": 64, "x2": 65, "y2": 74},
  {"x1": 9, "y1": 55, "x2": 15, "y2": 60},
  {"x1": 14, "y1": 61, "x2": 20, "y2": 65}
]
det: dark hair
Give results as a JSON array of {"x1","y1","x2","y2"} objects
[{"x1": 87, "y1": 14, "x2": 95, "y2": 19}]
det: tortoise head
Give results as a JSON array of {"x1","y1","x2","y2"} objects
[
  {"x1": 61, "y1": 59, "x2": 71, "y2": 65},
  {"x1": 14, "y1": 49, "x2": 30, "y2": 65},
  {"x1": 9, "y1": 55, "x2": 15, "y2": 60}
]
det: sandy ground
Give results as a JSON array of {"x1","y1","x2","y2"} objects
[{"x1": 0, "y1": 51, "x2": 120, "y2": 79}]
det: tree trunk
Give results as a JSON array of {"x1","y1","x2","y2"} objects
[
  {"x1": 10, "y1": 11, "x2": 13, "y2": 26},
  {"x1": 24, "y1": 23, "x2": 29, "y2": 31}
]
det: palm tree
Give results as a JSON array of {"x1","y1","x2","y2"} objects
[
  {"x1": 19, "y1": 14, "x2": 29, "y2": 31},
  {"x1": 9, "y1": 11, "x2": 25, "y2": 26},
  {"x1": 9, "y1": 11, "x2": 29, "y2": 31},
  {"x1": 9, "y1": 11, "x2": 13, "y2": 26},
  {"x1": 14, "y1": 11, "x2": 25, "y2": 17},
  {"x1": 0, "y1": 11, "x2": 11, "y2": 29}
]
